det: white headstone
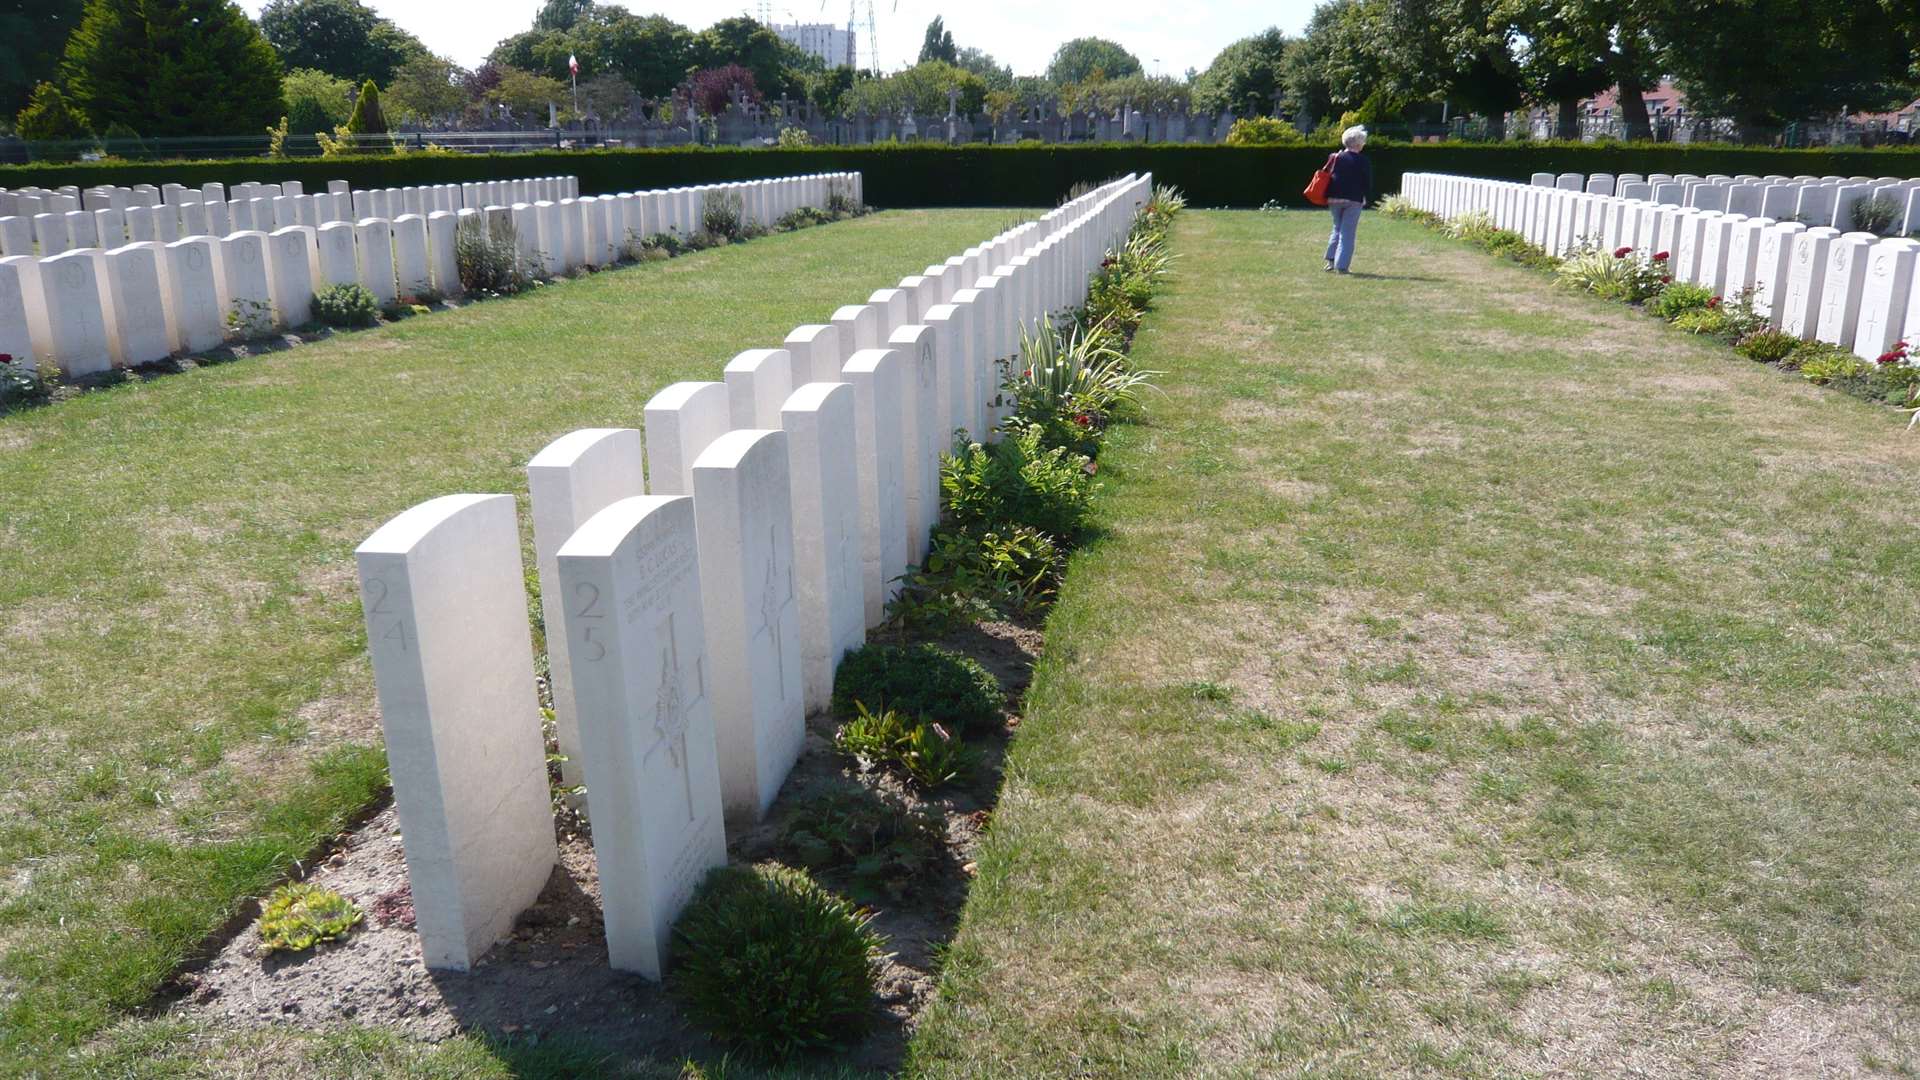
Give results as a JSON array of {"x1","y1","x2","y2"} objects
[
  {"x1": 830, "y1": 303, "x2": 881, "y2": 354},
  {"x1": 1815, "y1": 232, "x2": 1876, "y2": 346},
  {"x1": 392, "y1": 215, "x2": 431, "y2": 299},
  {"x1": 427, "y1": 211, "x2": 461, "y2": 297},
  {"x1": 106, "y1": 243, "x2": 179, "y2": 365},
  {"x1": 528, "y1": 427, "x2": 647, "y2": 796},
  {"x1": 355, "y1": 218, "x2": 397, "y2": 304},
  {"x1": 780, "y1": 382, "x2": 865, "y2": 716},
  {"x1": 724, "y1": 349, "x2": 794, "y2": 429},
  {"x1": 316, "y1": 221, "x2": 358, "y2": 289},
  {"x1": 1854, "y1": 238, "x2": 1919, "y2": 360},
  {"x1": 41, "y1": 249, "x2": 117, "y2": 375},
  {"x1": 267, "y1": 227, "x2": 316, "y2": 327},
  {"x1": 555, "y1": 495, "x2": 727, "y2": 978},
  {"x1": 1753, "y1": 222, "x2": 1807, "y2": 325},
  {"x1": 165, "y1": 237, "x2": 226, "y2": 353},
  {"x1": 642, "y1": 381, "x2": 731, "y2": 497},
  {"x1": 0, "y1": 257, "x2": 46, "y2": 370},
  {"x1": 782, "y1": 324, "x2": 841, "y2": 384},
  {"x1": 690, "y1": 429, "x2": 804, "y2": 821},
  {"x1": 220, "y1": 231, "x2": 275, "y2": 338},
  {"x1": 1782, "y1": 227, "x2": 1840, "y2": 339},
  {"x1": 889, "y1": 323, "x2": 942, "y2": 562},
  {"x1": 355, "y1": 494, "x2": 558, "y2": 973},
  {"x1": 841, "y1": 348, "x2": 908, "y2": 627}
]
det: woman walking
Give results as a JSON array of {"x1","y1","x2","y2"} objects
[{"x1": 1323, "y1": 125, "x2": 1372, "y2": 274}]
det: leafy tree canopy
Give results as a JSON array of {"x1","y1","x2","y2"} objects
[
  {"x1": 0, "y1": 0, "x2": 86, "y2": 129},
  {"x1": 919, "y1": 17, "x2": 957, "y2": 65},
  {"x1": 283, "y1": 67, "x2": 354, "y2": 134},
  {"x1": 1192, "y1": 28, "x2": 1292, "y2": 116},
  {"x1": 1045, "y1": 37, "x2": 1143, "y2": 85},
  {"x1": 63, "y1": 0, "x2": 286, "y2": 138},
  {"x1": 840, "y1": 60, "x2": 986, "y2": 118},
  {"x1": 382, "y1": 54, "x2": 467, "y2": 125},
  {"x1": 259, "y1": 0, "x2": 426, "y2": 86}
]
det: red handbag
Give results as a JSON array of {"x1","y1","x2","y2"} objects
[{"x1": 1304, "y1": 152, "x2": 1337, "y2": 206}]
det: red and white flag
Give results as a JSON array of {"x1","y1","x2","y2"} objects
[{"x1": 568, "y1": 54, "x2": 579, "y2": 76}]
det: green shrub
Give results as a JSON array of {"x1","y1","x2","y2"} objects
[
  {"x1": 1009, "y1": 317, "x2": 1159, "y2": 454},
  {"x1": 781, "y1": 788, "x2": 946, "y2": 902},
  {"x1": 312, "y1": 282, "x2": 379, "y2": 328},
  {"x1": 894, "y1": 523, "x2": 1062, "y2": 626},
  {"x1": 16, "y1": 82, "x2": 92, "y2": 162},
  {"x1": 258, "y1": 883, "x2": 362, "y2": 954},
  {"x1": 1795, "y1": 344, "x2": 1872, "y2": 384},
  {"x1": 944, "y1": 423, "x2": 1098, "y2": 542},
  {"x1": 1735, "y1": 327, "x2": 1798, "y2": 362},
  {"x1": 832, "y1": 703, "x2": 979, "y2": 790},
  {"x1": 1225, "y1": 116, "x2": 1304, "y2": 146},
  {"x1": 831, "y1": 642, "x2": 1004, "y2": 731},
  {"x1": 672, "y1": 864, "x2": 881, "y2": 1058},
  {"x1": 1672, "y1": 304, "x2": 1732, "y2": 336},
  {"x1": 1650, "y1": 282, "x2": 1715, "y2": 319},
  {"x1": 1852, "y1": 194, "x2": 1902, "y2": 236},
  {"x1": 702, "y1": 189, "x2": 745, "y2": 241},
  {"x1": 1554, "y1": 243, "x2": 1666, "y2": 302},
  {"x1": 455, "y1": 213, "x2": 528, "y2": 295},
  {"x1": 0, "y1": 353, "x2": 53, "y2": 409}
]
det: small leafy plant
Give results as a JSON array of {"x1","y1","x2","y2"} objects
[
  {"x1": 1649, "y1": 281, "x2": 1715, "y2": 320},
  {"x1": 1555, "y1": 243, "x2": 1667, "y2": 302},
  {"x1": 455, "y1": 213, "x2": 528, "y2": 296},
  {"x1": 258, "y1": 883, "x2": 363, "y2": 954},
  {"x1": 781, "y1": 788, "x2": 947, "y2": 902},
  {"x1": 1852, "y1": 194, "x2": 1902, "y2": 236},
  {"x1": 1735, "y1": 327, "x2": 1798, "y2": 362},
  {"x1": 833, "y1": 704, "x2": 978, "y2": 790},
  {"x1": 701, "y1": 190, "x2": 745, "y2": 243},
  {"x1": 0, "y1": 353, "x2": 52, "y2": 408},
  {"x1": 226, "y1": 296, "x2": 275, "y2": 339},
  {"x1": 832, "y1": 643, "x2": 1004, "y2": 732},
  {"x1": 1794, "y1": 343, "x2": 1872, "y2": 384},
  {"x1": 944, "y1": 424, "x2": 1098, "y2": 543},
  {"x1": 672, "y1": 864, "x2": 882, "y2": 1059},
  {"x1": 312, "y1": 282, "x2": 379, "y2": 328}
]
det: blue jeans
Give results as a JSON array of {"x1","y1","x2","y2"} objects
[{"x1": 1325, "y1": 201, "x2": 1362, "y2": 271}]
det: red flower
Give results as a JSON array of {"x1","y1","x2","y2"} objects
[
  {"x1": 0, "y1": 353, "x2": 11, "y2": 366},
  {"x1": 1876, "y1": 351, "x2": 1899, "y2": 365},
  {"x1": 1023, "y1": 368, "x2": 1032, "y2": 378},
  {"x1": 1707, "y1": 296, "x2": 1721, "y2": 309},
  {"x1": 1073, "y1": 413, "x2": 1091, "y2": 426},
  {"x1": 1613, "y1": 246, "x2": 1633, "y2": 258},
  {"x1": 1662, "y1": 275, "x2": 1673, "y2": 283},
  {"x1": 1653, "y1": 251, "x2": 1670, "y2": 262}
]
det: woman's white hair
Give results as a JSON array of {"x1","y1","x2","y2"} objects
[{"x1": 1342, "y1": 124, "x2": 1369, "y2": 149}]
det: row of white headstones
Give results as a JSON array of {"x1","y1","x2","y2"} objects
[
  {"x1": 0, "y1": 173, "x2": 860, "y2": 378},
  {"x1": 1404, "y1": 172, "x2": 1920, "y2": 360},
  {"x1": 352, "y1": 173, "x2": 1156, "y2": 979},
  {"x1": 0, "y1": 175, "x2": 578, "y2": 259},
  {"x1": 1519, "y1": 169, "x2": 1920, "y2": 238}
]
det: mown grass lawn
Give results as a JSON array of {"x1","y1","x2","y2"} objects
[
  {"x1": 909, "y1": 209, "x2": 1920, "y2": 1077},
  {"x1": 0, "y1": 208, "x2": 1016, "y2": 1075}
]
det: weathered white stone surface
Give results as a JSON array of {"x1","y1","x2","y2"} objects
[
  {"x1": 267, "y1": 227, "x2": 316, "y2": 327},
  {"x1": 105, "y1": 242, "x2": 178, "y2": 365},
  {"x1": 1724, "y1": 216, "x2": 1770, "y2": 300},
  {"x1": 355, "y1": 218, "x2": 398, "y2": 304},
  {"x1": 643, "y1": 380, "x2": 731, "y2": 497},
  {"x1": 691, "y1": 429, "x2": 805, "y2": 821},
  {"x1": 782, "y1": 324, "x2": 841, "y2": 384},
  {"x1": 1754, "y1": 222, "x2": 1808, "y2": 325},
  {"x1": 1815, "y1": 232, "x2": 1877, "y2": 346},
  {"x1": 1854, "y1": 238, "x2": 1919, "y2": 360},
  {"x1": 841, "y1": 348, "x2": 908, "y2": 627},
  {"x1": 316, "y1": 221, "x2": 358, "y2": 288},
  {"x1": 724, "y1": 349, "x2": 794, "y2": 429},
  {"x1": 526, "y1": 426, "x2": 647, "y2": 797},
  {"x1": 221, "y1": 231, "x2": 276, "y2": 338},
  {"x1": 830, "y1": 303, "x2": 881, "y2": 354},
  {"x1": 1697, "y1": 214, "x2": 1734, "y2": 296},
  {"x1": 555, "y1": 494, "x2": 727, "y2": 979},
  {"x1": 355, "y1": 493, "x2": 557, "y2": 973},
  {"x1": 41, "y1": 249, "x2": 118, "y2": 375},
  {"x1": 890, "y1": 323, "x2": 942, "y2": 562},
  {"x1": 0, "y1": 257, "x2": 46, "y2": 369},
  {"x1": 427, "y1": 211, "x2": 460, "y2": 296},
  {"x1": 781, "y1": 382, "x2": 866, "y2": 715},
  {"x1": 165, "y1": 237, "x2": 226, "y2": 353},
  {"x1": 1782, "y1": 227, "x2": 1840, "y2": 339},
  {"x1": 393, "y1": 214, "x2": 432, "y2": 299}
]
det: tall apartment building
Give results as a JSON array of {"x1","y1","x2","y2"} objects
[{"x1": 774, "y1": 23, "x2": 857, "y2": 69}]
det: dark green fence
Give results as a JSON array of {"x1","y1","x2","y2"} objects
[{"x1": 8, "y1": 144, "x2": 1920, "y2": 209}]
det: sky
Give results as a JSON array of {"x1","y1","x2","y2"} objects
[{"x1": 237, "y1": 0, "x2": 1321, "y2": 80}]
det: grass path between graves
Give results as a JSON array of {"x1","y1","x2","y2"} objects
[
  {"x1": 0, "y1": 207, "x2": 1020, "y2": 1076},
  {"x1": 906, "y1": 209, "x2": 1920, "y2": 1078}
]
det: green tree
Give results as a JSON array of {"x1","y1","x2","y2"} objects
[
  {"x1": 954, "y1": 47, "x2": 1013, "y2": 92},
  {"x1": 62, "y1": 0, "x2": 286, "y2": 138},
  {"x1": 16, "y1": 81, "x2": 92, "y2": 158},
  {"x1": 259, "y1": 0, "x2": 427, "y2": 86},
  {"x1": 284, "y1": 67, "x2": 355, "y2": 134},
  {"x1": 1045, "y1": 37, "x2": 1143, "y2": 85},
  {"x1": 839, "y1": 60, "x2": 986, "y2": 118},
  {"x1": 487, "y1": 67, "x2": 568, "y2": 124},
  {"x1": 690, "y1": 16, "x2": 814, "y2": 101},
  {"x1": 1067, "y1": 74, "x2": 1191, "y2": 115},
  {"x1": 0, "y1": 0, "x2": 87, "y2": 127},
  {"x1": 346, "y1": 78, "x2": 387, "y2": 134},
  {"x1": 535, "y1": 0, "x2": 595, "y2": 31},
  {"x1": 383, "y1": 54, "x2": 467, "y2": 124},
  {"x1": 1647, "y1": 0, "x2": 1912, "y2": 138},
  {"x1": 919, "y1": 16, "x2": 957, "y2": 64},
  {"x1": 490, "y1": 28, "x2": 581, "y2": 83},
  {"x1": 1192, "y1": 28, "x2": 1292, "y2": 116},
  {"x1": 1281, "y1": 0, "x2": 1387, "y2": 126},
  {"x1": 586, "y1": 13, "x2": 693, "y2": 97},
  {"x1": 1373, "y1": 0, "x2": 1524, "y2": 137}
]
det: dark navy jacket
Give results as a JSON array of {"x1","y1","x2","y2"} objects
[{"x1": 1326, "y1": 149, "x2": 1372, "y2": 204}]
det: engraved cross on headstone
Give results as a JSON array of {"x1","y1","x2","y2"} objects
[
  {"x1": 758, "y1": 523, "x2": 794, "y2": 698},
  {"x1": 649, "y1": 614, "x2": 697, "y2": 822}
]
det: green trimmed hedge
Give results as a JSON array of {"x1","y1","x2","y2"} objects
[{"x1": 8, "y1": 144, "x2": 1920, "y2": 209}]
